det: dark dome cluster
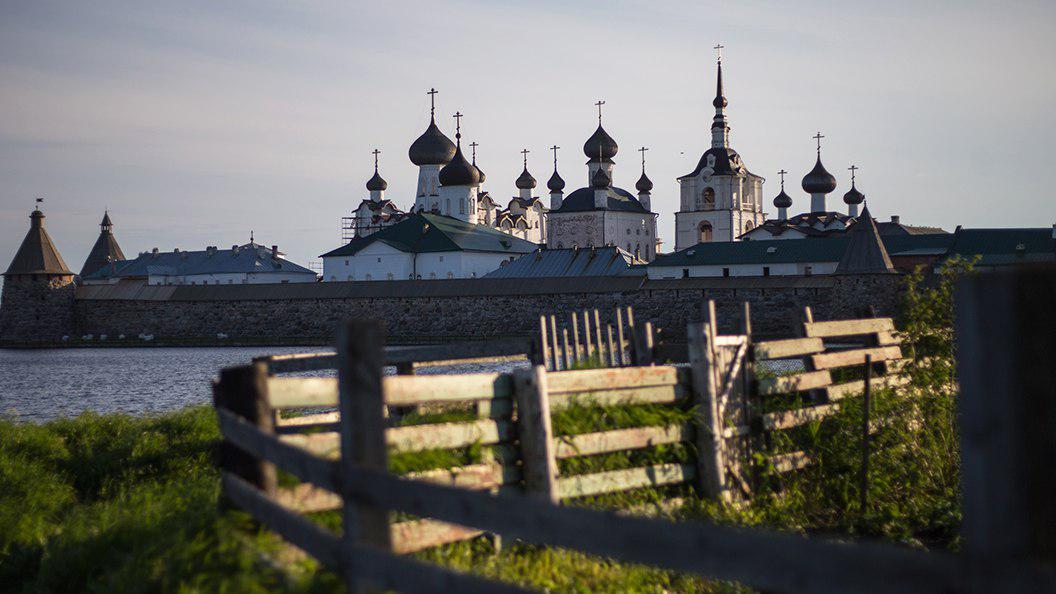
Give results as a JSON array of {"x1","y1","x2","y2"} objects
[
  {"x1": 547, "y1": 170, "x2": 565, "y2": 193},
  {"x1": 635, "y1": 172, "x2": 653, "y2": 193},
  {"x1": 366, "y1": 170, "x2": 387, "y2": 192},
  {"x1": 438, "y1": 145, "x2": 480, "y2": 186},
  {"x1": 515, "y1": 167, "x2": 537, "y2": 190},
  {"x1": 408, "y1": 118, "x2": 456, "y2": 166},
  {"x1": 583, "y1": 125, "x2": 618, "y2": 161},
  {"x1": 802, "y1": 157, "x2": 837, "y2": 194},
  {"x1": 474, "y1": 164, "x2": 486, "y2": 184}
]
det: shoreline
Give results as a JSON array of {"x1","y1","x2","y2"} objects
[{"x1": 0, "y1": 333, "x2": 529, "y2": 349}]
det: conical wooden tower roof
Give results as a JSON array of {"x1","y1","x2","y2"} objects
[
  {"x1": 4, "y1": 207, "x2": 73, "y2": 277},
  {"x1": 834, "y1": 205, "x2": 896, "y2": 274},
  {"x1": 80, "y1": 211, "x2": 126, "y2": 277}
]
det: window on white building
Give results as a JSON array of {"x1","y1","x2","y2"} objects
[
  {"x1": 446, "y1": 272, "x2": 454, "y2": 279},
  {"x1": 430, "y1": 272, "x2": 436, "y2": 279},
  {"x1": 460, "y1": 199, "x2": 466, "y2": 214},
  {"x1": 387, "y1": 273, "x2": 394, "y2": 280},
  {"x1": 699, "y1": 221, "x2": 713, "y2": 242},
  {"x1": 700, "y1": 188, "x2": 715, "y2": 210},
  {"x1": 366, "y1": 274, "x2": 372, "y2": 280}
]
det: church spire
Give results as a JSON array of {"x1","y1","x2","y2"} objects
[
  {"x1": 81, "y1": 210, "x2": 126, "y2": 277},
  {"x1": 4, "y1": 200, "x2": 73, "y2": 278},
  {"x1": 711, "y1": 44, "x2": 730, "y2": 149}
]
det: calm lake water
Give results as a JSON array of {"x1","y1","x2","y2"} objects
[{"x1": 0, "y1": 347, "x2": 529, "y2": 423}]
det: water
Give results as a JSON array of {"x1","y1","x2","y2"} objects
[{"x1": 0, "y1": 347, "x2": 530, "y2": 423}]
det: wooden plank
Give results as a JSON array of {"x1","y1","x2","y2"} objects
[
  {"x1": 267, "y1": 377, "x2": 338, "y2": 408},
  {"x1": 825, "y1": 374, "x2": 911, "y2": 401},
  {"x1": 810, "y1": 346, "x2": 903, "y2": 371},
  {"x1": 406, "y1": 463, "x2": 521, "y2": 490},
  {"x1": 387, "y1": 419, "x2": 514, "y2": 453},
  {"x1": 557, "y1": 463, "x2": 695, "y2": 499},
  {"x1": 803, "y1": 317, "x2": 895, "y2": 338},
  {"x1": 275, "y1": 483, "x2": 342, "y2": 512},
  {"x1": 387, "y1": 338, "x2": 533, "y2": 366},
  {"x1": 217, "y1": 408, "x2": 340, "y2": 493},
  {"x1": 280, "y1": 432, "x2": 341, "y2": 458},
  {"x1": 553, "y1": 424, "x2": 691, "y2": 459},
  {"x1": 337, "y1": 462, "x2": 999, "y2": 594},
  {"x1": 215, "y1": 362, "x2": 278, "y2": 498},
  {"x1": 383, "y1": 374, "x2": 513, "y2": 405},
  {"x1": 874, "y1": 331, "x2": 902, "y2": 346},
  {"x1": 336, "y1": 319, "x2": 392, "y2": 594},
  {"x1": 688, "y1": 321, "x2": 728, "y2": 501},
  {"x1": 514, "y1": 365, "x2": 559, "y2": 503},
  {"x1": 763, "y1": 404, "x2": 839, "y2": 431},
  {"x1": 772, "y1": 451, "x2": 812, "y2": 473},
  {"x1": 262, "y1": 352, "x2": 338, "y2": 373},
  {"x1": 549, "y1": 384, "x2": 685, "y2": 410},
  {"x1": 752, "y1": 337, "x2": 825, "y2": 360},
  {"x1": 223, "y1": 473, "x2": 534, "y2": 594},
  {"x1": 412, "y1": 354, "x2": 526, "y2": 370},
  {"x1": 757, "y1": 370, "x2": 833, "y2": 396},
  {"x1": 276, "y1": 411, "x2": 340, "y2": 427},
  {"x1": 547, "y1": 366, "x2": 678, "y2": 394},
  {"x1": 391, "y1": 518, "x2": 484, "y2": 554},
  {"x1": 550, "y1": 315, "x2": 560, "y2": 371}
]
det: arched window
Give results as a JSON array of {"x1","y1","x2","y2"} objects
[
  {"x1": 701, "y1": 188, "x2": 716, "y2": 210},
  {"x1": 445, "y1": 199, "x2": 451, "y2": 214},
  {"x1": 744, "y1": 220, "x2": 755, "y2": 233},
  {"x1": 699, "y1": 221, "x2": 713, "y2": 242},
  {"x1": 460, "y1": 199, "x2": 466, "y2": 214}
]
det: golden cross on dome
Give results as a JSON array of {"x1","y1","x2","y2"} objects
[
  {"x1": 778, "y1": 168, "x2": 788, "y2": 189},
  {"x1": 638, "y1": 146, "x2": 649, "y2": 171},
  {"x1": 714, "y1": 44, "x2": 724, "y2": 62},
  {"x1": 520, "y1": 148, "x2": 530, "y2": 168},
  {"x1": 595, "y1": 100, "x2": 605, "y2": 123},
  {"x1": 813, "y1": 131, "x2": 825, "y2": 154},
  {"x1": 550, "y1": 145, "x2": 560, "y2": 168},
  {"x1": 371, "y1": 148, "x2": 380, "y2": 171}
]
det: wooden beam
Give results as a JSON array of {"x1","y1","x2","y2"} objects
[
  {"x1": 553, "y1": 424, "x2": 691, "y2": 459},
  {"x1": 215, "y1": 362, "x2": 277, "y2": 498},
  {"x1": 825, "y1": 374, "x2": 911, "y2": 401},
  {"x1": 547, "y1": 366, "x2": 678, "y2": 393},
  {"x1": 387, "y1": 419, "x2": 514, "y2": 453},
  {"x1": 762, "y1": 404, "x2": 839, "y2": 431},
  {"x1": 752, "y1": 337, "x2": 825, "y2": 361},
  {"x1": 513, "y1": 365, "x2": 559, "y2": 503},
  {"x1": 803, "y1": 318, "x2": 895, "y2": 338},
  {"x1": 756, "y1": 370, "x2": 833, "y2": 396},
  {"x1": 557, "y1": 463, "x2": 695, "y2": 499},
  {"x1": 390, "y1": 518, "x2": 484, "y2": 554},
  {"x1": 810, "y1": 346, "x2": 903, "y2": 371},
  {"x1": 337, "y1": 461, "x2": 1003, "y2": 594},
  {"x1": 336, "y1": 320, "x2": 392, "y2": 592},
  {"x1": 549, "y1": 384, "x2": 686, "y2": 410},
  {"x1": 384, "y1": 374, "x2": 513, "y2": 405},
  {"x1": 688, "y1": 321, "x2": 728, "y2": 501},
  {"x1": 772, "y1": 451, "x2": 811, "y2": 474}
]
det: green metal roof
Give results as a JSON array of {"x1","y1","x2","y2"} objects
[
  {"x1": 320, "y1": 213, "x2": 540, "y2": 258},
  {"x1": 945, "y1": 228, "x2": 1056, "y2": 266}
]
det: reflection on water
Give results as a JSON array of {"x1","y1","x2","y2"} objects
[{"x1": 0, "y1": 347, "x2": 530, "y2": 423}]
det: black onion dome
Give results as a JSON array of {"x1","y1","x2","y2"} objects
[
  {"x1": 547, "y1": 170, "x2": 565, "y2": 192},
  {"x1": 773, "y1": 189, "x2": 792, "y2": 208},
  {"x1": 438, "y1": 145, "x2": 481, "y2": 186},
  {"x1": 474, "y1": 164, "x2": 486, "y2": 184},
  {"x1": 802, "y1": 157, "x2": 837, "y2": 194},
  {"x1": 843, "y1": 183, "x2": 865, "y2": 205},
  {"x1": 366, "y1": 170, "x2": 387, "y2": 191},
  {"x1": 592, "y1": 167, "x2": 611, "y2": 188},
  {"x1": 583, "y1": 125, "x2": 618, "y2": 161},
  {"x1": 515, "y1": 167, "x2": 537, "y2": 190},
  {"x1": 408, "y1": 117, "x2": 456, "y2": 165},
  {"x1": 635, "y1": 171, "x2": 653, "y2": 193}
]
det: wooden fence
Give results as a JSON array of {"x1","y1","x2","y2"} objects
[
  {"x1": 537, "y1": 306, "x2": 656, "y2": 371},
  {"x1": 213, "y1": 270, "x2": 1056, "y2": 592}
]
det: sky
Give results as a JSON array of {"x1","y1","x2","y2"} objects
[{"x1": 1, "y1": 0, "x2": 1055, "y2": 272}]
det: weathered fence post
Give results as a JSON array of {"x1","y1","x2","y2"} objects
[
  {"x1": 687, "y1": 321, "x2": 728, "y2": 502},
  {"x1": 514, "y1": 365, "x2": 559, "y2": 503},
  {"x1": 336, "y1": 320, "x2": 391, "y2": 593},
  {"x1": 956, "y1": 267, "x2": 1056, "y2": 591},
  {"x1": 858, "y1": 354, "x2": 873, "y2": 512},
  {"x1": 539, "y1": 315, "x2": 551, "y2": 371},
  {"x1": 214, "y1": 361, "x2": 277, "y2": 504}
]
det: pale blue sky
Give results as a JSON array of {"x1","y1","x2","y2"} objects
[{"x1": 2, "y1": 0, "x2": 1054, "y2": 270}]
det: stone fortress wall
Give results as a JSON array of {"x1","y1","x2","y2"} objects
[{"x1": 0, "y1": 274, "x2": 908, "y2": 346}]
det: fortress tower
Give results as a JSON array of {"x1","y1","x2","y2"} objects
[{"x1": 0, "y1": 204, "x2": 76, "y2": 343}]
